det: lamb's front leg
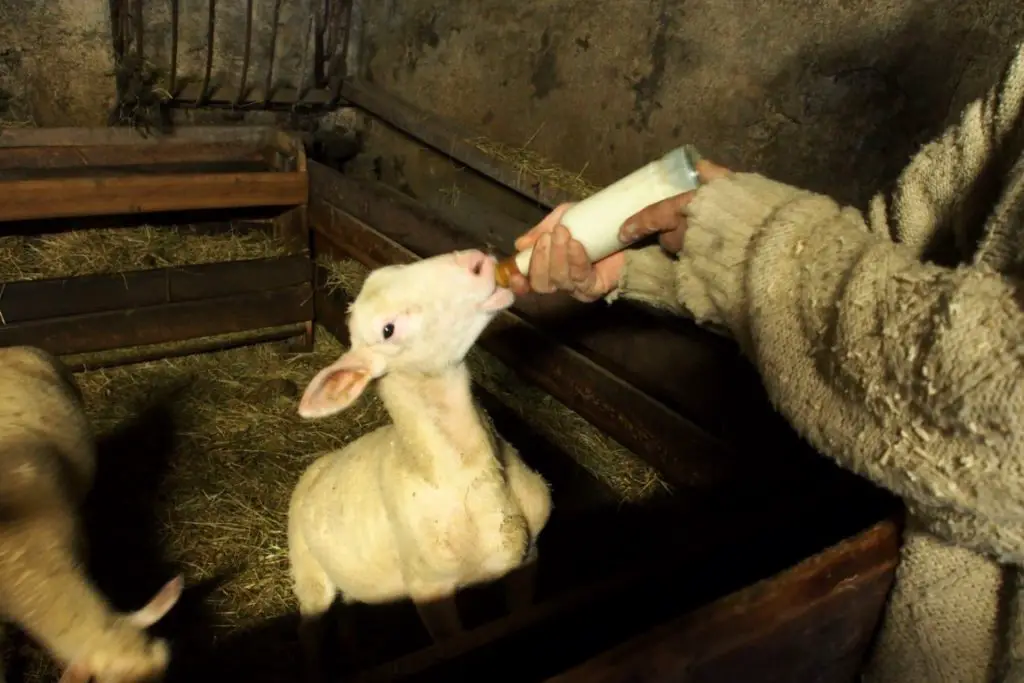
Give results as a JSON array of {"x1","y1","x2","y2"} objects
[
  {"x1": 289, "y1": 533, "x2": 337, "y2": 683},
  {"x1": 504, "y1": 543, "x2": 539, "y2": 614},
  {"x1": 411, "y1": 592, "x2": 463, "y2": 644},
  {"x1": 503, "y1": 450, "x2": 551, "y2": 615},
  {"x1": 407, "y1": 577, "x2": 464, "y2": 647}
]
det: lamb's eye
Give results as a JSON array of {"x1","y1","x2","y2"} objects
[{"x1": 382, "y1": 323, "x2": 395, "y2": 340}]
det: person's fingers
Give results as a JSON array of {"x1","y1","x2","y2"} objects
[
  {"x1": 528, "y1": 232, "x2": 555, "y2": 294},
  {"x1": 566, "y1": 237, "x2": 593, "y2": 286},
  {"x1": 576, "y1": 253, "x2": 625, "y2": 303},
  {"x1": 508, "y1": 272, "x2": 531, "y2": 296},
  {"x1": 618, "y1": 192, "x2": 694, "y2": 244},
  {"x1": 515, "y1": 202, "x2": 575, "y2": 252},
  {"x1": 696, "y1": 159, "x2": 731, "y2": 183},
  {"x1": 548, "y1": 224, "x2": 573, "y2": 288}
]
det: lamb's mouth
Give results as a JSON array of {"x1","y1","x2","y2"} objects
[{"x1": 480, "y1": 286, "x2": 515, "y2": 312}]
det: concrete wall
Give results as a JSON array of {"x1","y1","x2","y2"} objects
[
  {"x1": 360, "y1": 0, "x2": 1024, "y2": 209},
  {"x1": 0, "y1": 0, "x2": 116, "y2": 126},
  {"x1": 0, "y1": 0, "x2": 323, "y2": 128}
]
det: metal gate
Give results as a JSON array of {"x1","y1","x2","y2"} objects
[{"x1": 110, "y1": 0, "x2": 359, "y2": 112}]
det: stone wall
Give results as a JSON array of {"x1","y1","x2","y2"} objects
[
  {"x1": 360, "y1": 0, "x2": 1024, "y2": 208},
  {"x1": 0, "y1": 0, "x2": 116, "y2": 127}
]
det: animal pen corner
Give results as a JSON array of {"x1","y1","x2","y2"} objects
[
  {"x1": 0, "y1": 0, "x2": 904, "y2": 679},
  {"x1": 0, "y1": 120, "x2": 900, "y2": 682}
]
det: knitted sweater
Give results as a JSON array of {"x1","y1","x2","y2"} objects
[{"x1": 612, "y1": 43, "x2": 1024, "y2": 683}]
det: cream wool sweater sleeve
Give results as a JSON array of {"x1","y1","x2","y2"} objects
[{"x1": 614, "y1": 45, "x2": 1024, "y2": 562}]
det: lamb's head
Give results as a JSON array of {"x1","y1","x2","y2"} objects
[
  {"x1": 59, "y1": 575, "x2": 183, "y2": 683},
  {"x1": 298, "y1": 249, "x2": 514, "y2": 419}
]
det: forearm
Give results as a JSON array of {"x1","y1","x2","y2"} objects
[{"x1": 746, "y1": 192, "x2": 1024, "y2": 560}]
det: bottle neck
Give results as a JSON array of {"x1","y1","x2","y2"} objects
[{"x1": 494, "y1": 256, "x2": 521, "y2": 288}]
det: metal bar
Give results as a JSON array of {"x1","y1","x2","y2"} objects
[
  {"x1": 329, "y1": 0, "x2": 355, "y2": 103},
  {"x1": 110, "y1": 0, "x2": 126, "y2": 62},
  {"x1": 263, "y1": 0, "x2": 284, "y2": 107},
  {"x1": 296, "y1": 9, "x2": 316, "y2": 101},
  {"x1": 121, "y1": 0, "x2": 132, "y2": 57},
  {"x1": 326, "y1": 0, "x2": 340, "y2": 67},
  {"x1": 133, "y1": 0, "x2": 144, "y2": 57},
  {"x1": 344, "y1": 0, "x2": 363, "y2": 80},
  {"x1": 313, "y1": 0, "x2": 325, "y2": 87},
  {"x1": 339, "y1": 79, "x2": 581, "y2": 209},
  {"x1": 169, "y1": 0, "x2": 179, "y2": 95},
  {"x1": 235, "y1": 0, "x2": 254, "y2": 105},
  {"x1": 199, "y1": 0, "x2": 217, "y2": 106}
]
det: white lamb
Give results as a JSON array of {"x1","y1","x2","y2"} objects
[
  {"x1": 0, "y1": 346, "x2": 182, "y2": 683},
  {"x1": 288, "y1": 249, "x2": 553, "y2": 677}
]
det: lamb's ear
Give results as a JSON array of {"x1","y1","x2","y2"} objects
[
  {"x1": 298, "y1": 348, "x2": 385, "y2": 419},
  {"x1": 58, "y1": 662, "x2": 90, "y2": 683},
  {"x1": 127, "y1": 574, "x2": 184, "y2": 629}
]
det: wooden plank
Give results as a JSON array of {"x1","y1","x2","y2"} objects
[
  {"x1": 544, "y1": 520, "x2": 900, "y2": 683},
  {"x1": 0, "y1": 255, "x2": 312, "y2": 323},
  {"x1": 0, "y1": 125, "x2": 278, "y2": 149},
  {"x1": 339, "y1": 80, "x2": 579, "y2": 209},
  {"x1": 0, "y1": 160, "x2": 276, "y2": 181},
  {"x1": 0, "y1": 207, "x2": 296, "y2": 239},
  {"x1": 61, "y1": 322, "x2": 309, "y2": 372},
  {"x1": 310, "y1": 210, "x2": 737, "y2": 490},
  {"x1": 0, "y1": 143, "x2": 267, "y2": 171},
  {"x1": 0, "y1": 171, "x2": 308, "y2": 222},
  {"x1": 0, "y1": 282, "x2": 313, "y2": 357}
]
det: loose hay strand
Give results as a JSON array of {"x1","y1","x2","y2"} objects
[
  {"x1": 316, "y1": 256, "x2": 670, "y2": 502},
  {"x1": 466, "y1": 135, "x2": 599, "y2": 200}
]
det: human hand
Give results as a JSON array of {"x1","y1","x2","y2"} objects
[
  {"x1": 508, "y1": 159, "x2": 731, "y2": 301},
  {"x1": 618, "y1": 159, "x2": 732, "y2": 254},
  {"x1": 507, "y1": 203, "x2": 624, "y2": 302}
]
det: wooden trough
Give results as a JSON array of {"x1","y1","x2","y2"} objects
[{"x1": 0, "y1": 125, "x2": 900, "y2": 683}]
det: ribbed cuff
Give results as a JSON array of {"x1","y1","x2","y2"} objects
[
  {"x1": 606, "y1": 245, "x2": 686, "y2": 314},
  {"x1": 674, "y1": 172, "x2": 809, "y2": 340}
]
